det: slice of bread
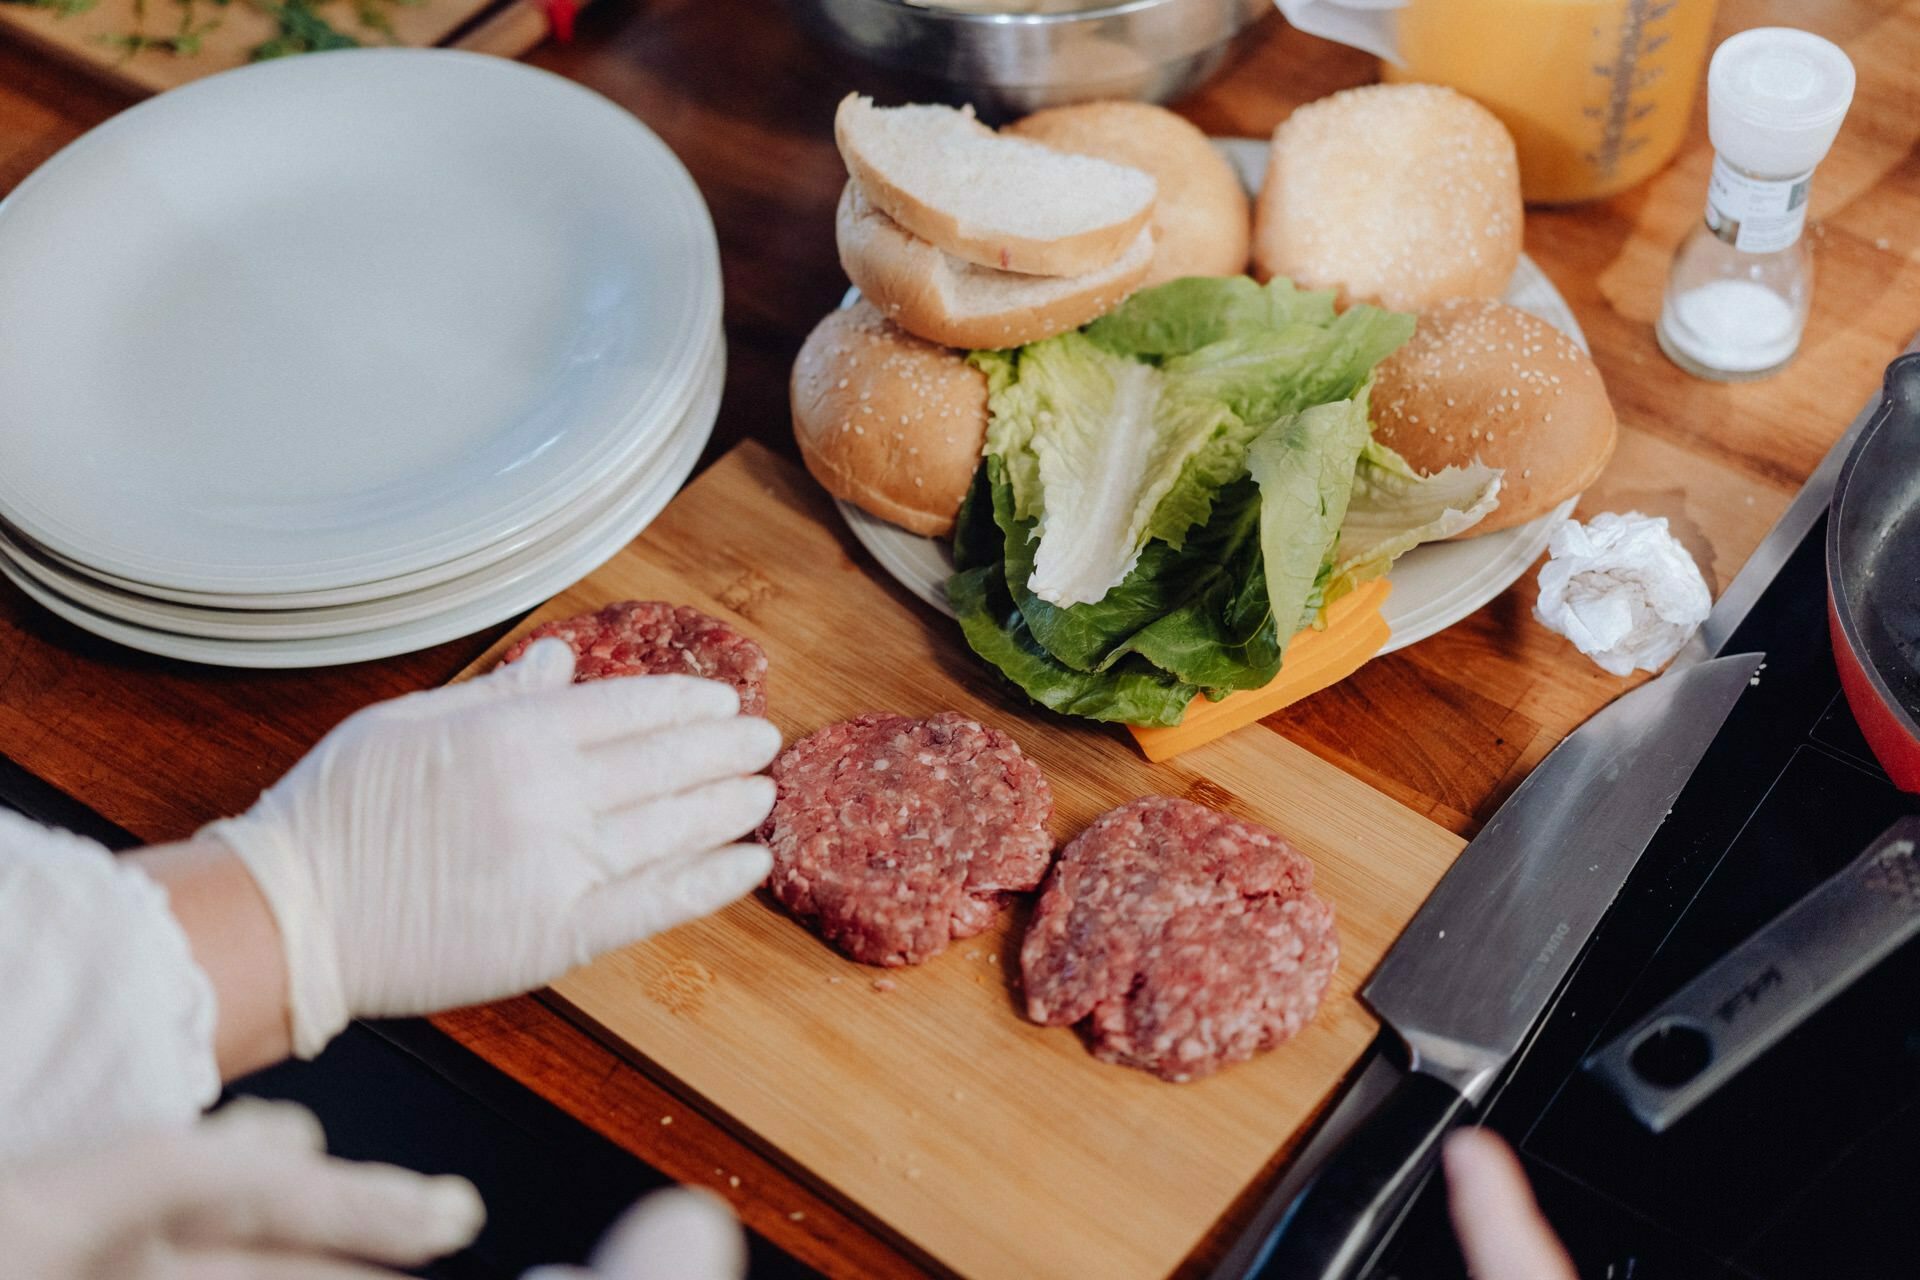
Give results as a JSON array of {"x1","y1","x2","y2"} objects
[
  {"x1": 791, "y1": 300, "x2": 989, "y2": 538},
  {"x1": 836, "y1": 180, "x2": 1153, "y2": 350},
  {"x1": 835, "y1": 93, "x2": 1157, "y2": 278},
  {"x1": 1006, "y1": 101, "x2": 1251, "y2": 285},
  {"x1": 1370, "y1": 299, "x2": 1616, "y2": 535},
  {"x1": 1253, "y1": 84, "x2": 1521, "y2": 312}
]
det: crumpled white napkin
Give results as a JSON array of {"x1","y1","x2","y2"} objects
[
  {"x1": 1533, "y1": 512, "x2": 1711, "y2": 676},
  {"x1": 1274, "y1": 0, "x2": 1406, "y2": 63}
]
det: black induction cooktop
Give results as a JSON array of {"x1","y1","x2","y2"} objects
[{"x1": 1371, "y1": 500, "x2": 1920, "y2": 1279}]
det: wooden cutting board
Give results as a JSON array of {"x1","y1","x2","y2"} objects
[
  {"x1": 0, "y1": 0, "x2": 563, "y2": 96},
  {"x1": 461, "y1": 441, "x2": 1464, "y2": 1280}
]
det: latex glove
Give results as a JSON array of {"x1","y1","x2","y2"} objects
[
  {"x1": 524, "y1": 1188, "x2": 746, "y2": 1280},
  {"x1": 1443, "y1": 1128, "x2": 1578, "y2": 1280},
  {"x1": 205, "y1": 639, "x2": 779, "y2": 1056},
  {"x1": 0, "y1": 1100, "x2": 483, "y2": 1279}
]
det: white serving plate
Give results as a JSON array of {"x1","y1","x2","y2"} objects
[
  {"x1": 0, "y1": 343, "x2": 720, "y2": 667},
  {"x1": 0, "y1": 49, "x2": 720, "y2": 594},
  {"x1": 28, "y1": 316, "x2": 725, "y2": 611},
  {"x1": 0, "y1": 341, "x2": 724, "y2": 643},
  {"x1": 839, "y1": 137, "x2": 1587, "y2": 656}
]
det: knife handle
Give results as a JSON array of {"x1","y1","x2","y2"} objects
[{"x1": 1238, "y1": 1070, "x2": 1475, "y2": 1280}]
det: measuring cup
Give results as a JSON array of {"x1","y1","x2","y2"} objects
[{"x1": 1279, "y1": 0, "x2": 1720, "y2": 203}]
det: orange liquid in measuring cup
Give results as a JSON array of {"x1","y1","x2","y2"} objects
[{"x1": 1385, "y1": 0, "x2": 1719, "y2": 204}]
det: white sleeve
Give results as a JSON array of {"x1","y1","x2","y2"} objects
[{"x1": 0, "y1": 810, "x2": 220, "y2": 1167}]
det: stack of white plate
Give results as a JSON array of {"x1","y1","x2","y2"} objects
[{"x1": 0, "y1": 50, "x2": 722, "y2": 668}]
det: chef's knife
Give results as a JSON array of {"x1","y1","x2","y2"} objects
[
  {"x1": 1214, "y1": 649, "x2": 1765, "y2": 1280},
  {"x1": 1584, "y1": 815, "x2": 1920, "y2": 1132}
]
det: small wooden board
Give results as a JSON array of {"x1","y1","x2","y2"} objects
[
  {"x1": 462, "y1": 441, "x2": 1464, "y2": 1280},
  {"x1": 0, "y1": 0, "x2": 564, "y2": 97}
]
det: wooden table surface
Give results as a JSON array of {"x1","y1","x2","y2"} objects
[{"x1": 2, "y1": 1, "x2": 1916, "y2": 1275}]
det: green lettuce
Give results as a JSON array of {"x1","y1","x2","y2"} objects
[
  {"x1": 1331, "y1": 440, "x2": 1503, "y2": 599},
  {"x1": 1245, "y1": 394, "x2": 1376, "y2": 638},
  {"x1": 975, "y1": 285, "x2": 1412, "y2": 609},
  {"x1": 948, "y1": 276, "x2": 1500, "y2": 727}
]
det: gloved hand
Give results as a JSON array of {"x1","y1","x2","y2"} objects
[
  {"x1": 205, "y1": 639, "x2": 779, "y2": 1057},
  {"x1": 524, "y1": 1187, "x2": 746, "y2": 1280},
  {"x1": 0, "y1": 1100, "x2": 484, "y2": 1279}
]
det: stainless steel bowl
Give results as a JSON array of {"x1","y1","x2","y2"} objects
[{"x1": 785, "y1": 0, "x2": 1273, "y2": 121}]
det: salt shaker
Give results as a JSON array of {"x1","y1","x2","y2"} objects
[{"x1": 1656, "y1": 27, "x2": 1855, "y2": 381}]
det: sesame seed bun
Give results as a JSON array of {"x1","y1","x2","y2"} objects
[
  {"x1": 1370, "y1": 298, "x2": 1616, "y2": 535},
  {"x1": 1253, "y1": 84, "x2": 1522, "y2": 312},
  {"x1": 790, "y1": 300, "x2": 989, "y2": 538},
  {"x1": 1005, "y1": 101, "x2": 1251, "y2": 286}
]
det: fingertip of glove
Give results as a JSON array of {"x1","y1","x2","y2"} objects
[
  {"x1": 710, "y1": 840, "x2": 774, "y2": 890},
  {"x1": 595, "y1": 1186, "x2": 747, "y2": 1280},
  {"x1": 742, "y1": 716, "x2": 784, "y2": 769},
  {"x1": 513, "y1": 637, "x2": 578, "y2": 687},
  {"x1": 668, "y1": 674, "x2": 743, "y2": 719},
  {"x1": 420, "y1": 1174, "x2": 487, "y2": 1248}
]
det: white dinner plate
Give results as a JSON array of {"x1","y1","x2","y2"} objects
[
  {"x1": 838, "y1": 137, "x2": 1587, "y2": 656},
  {"x1": 0, "y1": 49, "x2": 720, "y2": 594},
  {"x1": 26, "y1": 315, "x2": 725, "y2": 611},
  {"x1": 0, "y1": 344, "x2": 720, "y2": 667},
  {"x1": 0, "y1": 340, "x2": 725, "y2": 643}
]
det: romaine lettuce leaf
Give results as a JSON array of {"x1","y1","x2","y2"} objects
[
  {"x1": 1245, "y1": 394, "x2": 1376, "y2": 639},
  {"x1": 1330, "y1": 439, "x2": 1503, "y2": 599},
  {"x1": 944, "y1": 276, "x2": 1509, "y2": 729},
  {"x1": 999, "y1": 462, "x2": 1279, "y2": 694},
  {"x1": 1083, "y1": 275, "x2": 1337, "y2": 358},
  {"x1": 977, "y1": 279, "x2": 1414, "y2": 610},
  {"x1": 946, "y1": 563, "x2": 1199, "y2": 727}
]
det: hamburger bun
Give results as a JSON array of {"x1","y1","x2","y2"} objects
[
  {"x1": 790, "y1": 300, "x2": 989, "y2": 538},
  {"x1": 835, "y1": 93, "x2": 1156, "y2": 278},
  {"x1": 836, "y1": 180, "x2": 1152, "y2": 350},
  {"x1": 1253, "y1": 84, "x2": 1522, "y2": 312},
  {"x1": 1370, "y1": 298, "x2": 1616, "y2": 535},
  {"x1": 1005, "y1": 101, "x2": 1251, "y2": 285}
]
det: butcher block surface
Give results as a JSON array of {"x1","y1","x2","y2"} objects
[{"x1": 460, "y1": 441, "x2": 1463, "y2": 1280}]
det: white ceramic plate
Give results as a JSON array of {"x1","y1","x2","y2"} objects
[
  {"x1": 26, "y1": 316, "x2": 725, "y2": 611},
  {"x1": 0, "y1": 50, "x2": 720, "y2": 594},
  {"x1": 0, "y1": 343, "x2": 720, "y2": 667},
  {"x1": 839, "y1": 137, "x2": 1586, "y2": 655},
  {"x1": 0, "y1": 340, "x2": 725, "y2": 643}
]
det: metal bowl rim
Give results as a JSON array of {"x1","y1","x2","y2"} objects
[{"x1": 825, "y1": 0, "x2": 1259, "y2": 30}]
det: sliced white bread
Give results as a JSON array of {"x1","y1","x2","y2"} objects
[
  {"x1": 835, "y1": 93, "x2": 1157, "y2": 278},
  {"x1": 836, "y1": 180, "x2": 1153, "y2": 350}
]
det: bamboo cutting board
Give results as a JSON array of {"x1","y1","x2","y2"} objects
[{"x1": 462, "y1": 441, "x2": 1464, "y2": 1280}]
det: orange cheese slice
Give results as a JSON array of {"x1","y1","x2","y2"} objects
[{"x1": 1128, "y1": 580, "x2": 1393, "y2": 763}]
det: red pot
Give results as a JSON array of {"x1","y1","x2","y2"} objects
[{"x1": 1827, "y1": 353, "x2": 1920, "y2": 794}]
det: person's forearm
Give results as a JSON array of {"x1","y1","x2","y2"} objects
[{"x1": 131, "y1": 838, "x2": 293, "y2": 1080}]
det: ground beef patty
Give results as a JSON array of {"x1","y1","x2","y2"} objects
[
  {"x1": 1022, "y1": 796, "x2": 1338, "y2": 1082},
  {"x1": 761, "y1": 712, "x2": 1054, "y2": 966},
  {"x1": 501, "y1": 600, "x2": 768, "y2": 715}
]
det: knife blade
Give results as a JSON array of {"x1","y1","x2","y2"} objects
[{"x1": 1215, "y1": 649, "x2": 1765, "y2": 1280}]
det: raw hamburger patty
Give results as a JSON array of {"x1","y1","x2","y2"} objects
[
  {"x1": 1022, "y1": 796, "x2": 1338, "y2": 1082},
  {"x1": 501, "y1": 600, "x2": 768, "y2": 715},
  {"x1": 761, "y1": 712, "x2": 1054, "y2": 966}
]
